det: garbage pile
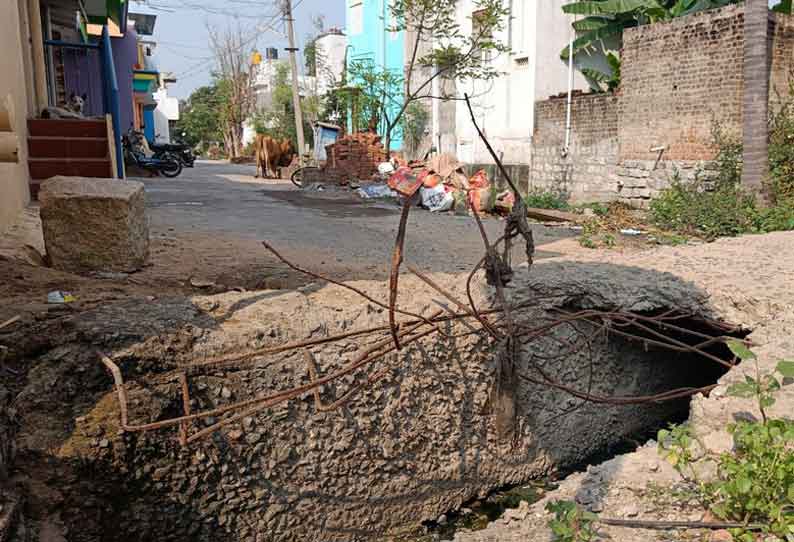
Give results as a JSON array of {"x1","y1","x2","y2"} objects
[{"x1": 358, "y1": 153, "x2": 515, "y2": 216}]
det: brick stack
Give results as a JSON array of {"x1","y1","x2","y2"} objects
[{"x1": 322, "y1": 132, "x2": 387, "y2": 184}]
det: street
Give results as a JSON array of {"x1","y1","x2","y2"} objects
[{"x1": 138, "y1": 160, "x2": 576, "y2": 289}]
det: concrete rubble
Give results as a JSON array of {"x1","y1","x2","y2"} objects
[
  {"x1": 1, "y1": 223, "x2": 793, "y2": 542},
  {"x1": 2, "y1": 249, "x2": 732, "y2": 542},
  {"x1": 39, "y1": 176, "x2": 149, "y2": 273}
]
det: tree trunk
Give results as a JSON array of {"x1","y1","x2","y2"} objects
[{"x1": 742, "y1": 0, "x2": 771, "y2": 204}]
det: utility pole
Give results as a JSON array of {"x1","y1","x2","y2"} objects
[{"x1": 283, "y1": 0, "x2": 306, "y2": 164}]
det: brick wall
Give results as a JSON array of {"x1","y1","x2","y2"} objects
[
  {"x1": 530, "y1": 5, "x2": 794, "y2": 207},
  {"x1": 771, "y1": 12, "x2": 794, "y2": 111},
  {"x1": 530, "y1": 93, "x2": 620, "y2": 202},
  {"x1": 620, "y1": 4, "x2": 745, "y2": 162}
]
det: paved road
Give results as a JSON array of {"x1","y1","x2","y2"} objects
[{"x1": 138, "y1": 160, "x2": 574, "y2": 282}]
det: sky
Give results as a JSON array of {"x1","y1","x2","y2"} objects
[{"x1": 130, "y1": 0, "x2": 346, "y2": 98}]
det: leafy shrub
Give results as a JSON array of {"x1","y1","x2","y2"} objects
[
  {"x1": 546, "y1": 500, "x2": 598, "y2": 542},
  {"x1": 650, "y1": 122, "x2": 794, "y2": 240},
  {"x1": 649, "y1": 173, "x2": 759, "y2": 240},
  {"x1": 769, "y1": 98, "x2": 794, "y2": 204},
  {"x1": 657, "y1": 341, "x2": 794, "y2": 541},
  {"x1": 524, "y1": 188, "x2": 570, "y2": 210}
]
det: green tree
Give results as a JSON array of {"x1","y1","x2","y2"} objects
[
  {"x1": 175, "y1": 84, "x2": 224, "y2": 153},
  {"x1": 347, "y1": 0, "x2": 508, "y2": 153},
  {"x1": 251, "y1": 63, "x2": 314, "y2": 149}
]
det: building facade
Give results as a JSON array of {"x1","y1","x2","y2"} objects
[
  {"x1": 1, "y1": 0, "x2": 130, "y2": 232},
  {"x1": 453, "y1": 0, "x2": 587, "y2": 165},
  {"x1": 346, "y1": 0, "x2": 405, "y2": 149},
  {"x1": 314, "y1": 29, "x2": 347, "y2": 95}
]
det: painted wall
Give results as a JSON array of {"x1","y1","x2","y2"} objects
[
  {"x1": 315, "y1": 32, "x2": 347, "y2": 95},
  {"x1": 62, "y1": 49, "x2": 104, "y2": 117},
  {"x1": 0, "y1": 0, "x2": 32, "y2": 232},
  {"x1": 346, "y1": 0, "x2": 404, "y2": 149},
  {"x1": 153, "y1": 85, "x2": 179, "y2": 143},
  {"x1": 56, "y1": 14, "x2": 136, "y2": 128},
  {"x1": 454, "y1": 0, "x2": 587, "y2": 165},
  {"x1": 112, "y1": 25, "x2": 139, "y2": 134}
]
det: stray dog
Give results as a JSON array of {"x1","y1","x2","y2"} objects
[
  {"x1": 66, "y1": 93, "x2": 86, "y2": 115},
  {"x1": 41, "y1": 93, "x2": 87, "y2": 119}
]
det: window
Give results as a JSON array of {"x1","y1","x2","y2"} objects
[{"x1": 349, "y1": 1, "x2": 363, "y2": 35}]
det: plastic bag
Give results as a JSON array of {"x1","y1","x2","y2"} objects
[
  {"x1": 377, "y1": 161, "x2": 395, "y2": 176},
  {"x1": 494, "y1": 190, "x2": 515, "y2": 213},
  {"x1": 423, "y1": 173, "x2": 442, "y2": 188},
  {"x1": 469, "y1": 187, "x2": 494, "y2": 213},
  {"x1": 357, "y1": 183, "x2": 397, "y2": 199},
  {"x1": 420, "y1": 184, "x2": 454, "y2": 212}
]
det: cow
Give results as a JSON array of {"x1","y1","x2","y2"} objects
[{"x1": 254, "y1": 135, "x2": 295, "y2": 179}]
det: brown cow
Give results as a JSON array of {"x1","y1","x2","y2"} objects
[{"x1": 254, "y1": 135, "x2": 295, "y2": 179}]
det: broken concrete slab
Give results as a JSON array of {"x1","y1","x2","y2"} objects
[
  {"x1": 8, "y1": 262, "x2": 731, "y2": 542},
  {"x1": 38, "y1": 176, "x2": 149, "y2": 273}
]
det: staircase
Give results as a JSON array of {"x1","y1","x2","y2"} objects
[{"x1": 27, "y1": 118, "x2": 114, "y2": 199}]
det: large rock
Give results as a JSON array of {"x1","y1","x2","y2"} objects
[{"x1": 39, "y1": 176, "x2": 149, "y2": 273}]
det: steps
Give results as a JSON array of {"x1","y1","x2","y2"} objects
[{"x1": 27, "y1": 119, "x2": 114, "y2": 199}]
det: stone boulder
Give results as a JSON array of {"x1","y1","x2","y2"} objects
[{"x1": 39, "y1": 176, "x2": 149, "y2": 273}]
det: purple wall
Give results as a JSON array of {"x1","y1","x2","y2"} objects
[
  {"x1": 112, "y1": 28, "x2": 139, "y2": 133},
  {"x1": 62, "y1": 49, "x2": 104, "y2": 116},
  {"x1": 62, "y1": 27, "x2": 138, "y2": 133}
]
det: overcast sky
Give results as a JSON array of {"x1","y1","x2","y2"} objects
[{"x1": 130, "y1": 0, "x2": 346, "y2": 98}]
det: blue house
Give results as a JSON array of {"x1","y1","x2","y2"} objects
[{"x1": 345, "y1": 0, "x2": 404, "y2": 149}]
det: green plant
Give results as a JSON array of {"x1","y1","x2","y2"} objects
[
  {"x1": 578, "y1": 219, "x2": 620, "y2": 249},
  {"x1": 524, "y1": 188, "x2": 570, "y2": 210},
  {"x1": 649, "y1": 173, "x2": 760, "y2": 240},
  {"x1": 400, "y1": 102, "x2": 430, "y2": 157},
  {"x1": 650, "y1": 117, "x2": 794, "y2": 240},
  {"x1": 546, "y1": 500, "x2": 598, "y2": 542},
  {"x1": 657, "y1": 341, "x2": 794, "y2": 541},
  {"x1": 581, "y1": 51, "x2": 621, "y2": 93},
  {"x1": 657, "y1": 423, "x2": 700, "y2": 482}
]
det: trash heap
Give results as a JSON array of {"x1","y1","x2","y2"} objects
[{"x1": 358, "y1": 153, "x2": 515, "y2": 216}]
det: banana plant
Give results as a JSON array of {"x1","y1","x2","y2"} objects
[{"x1": 560, "y1": 0, "x2": 740, "y2": 92}]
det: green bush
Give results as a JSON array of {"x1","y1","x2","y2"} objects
[
  {"x1": 649, "y1": 175, "x2": 759, "y2": 240},
  {"x1": 650, "y1": 121, "x2": 794, "y2": 240},
  {"x1": 524, "y1": 188, "x2": 569, "y2": 210},
  {"x1": 546, "y1": 500, "x2": 597, "y2": 542},
  {"x1": 656, "y1": 342, "x2": 794, "y2": 541}
]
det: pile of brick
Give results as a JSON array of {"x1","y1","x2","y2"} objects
[{"x1": 322, "y1": 132, "x2": 387, "y2": 184}]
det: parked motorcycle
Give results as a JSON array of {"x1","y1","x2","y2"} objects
[
  {"x1": 150, "y1": 132, "x2": 195, "y2": 168},
  {"x1": 123, "y1": 129, "x2": 182, "y2": 178}
]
